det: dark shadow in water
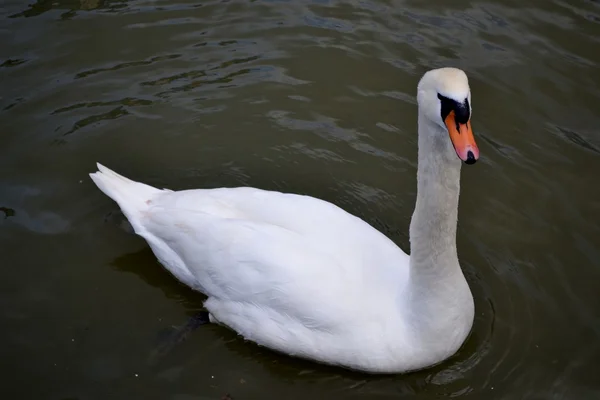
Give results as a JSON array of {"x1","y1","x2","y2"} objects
[
  {"x1": 1, "y1": 59, "x2": 27, "y2": 67},
  {"x1": 0, "y1": 206, "x2": 16, "y2": 219},
  {"x1": 110, "y1": 245, "x2": 209, "y2": 361},
  {"x1": 110, "y1": 246, "x2": 206, "y2": 310}
]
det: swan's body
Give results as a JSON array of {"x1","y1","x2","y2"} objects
[{"x1": 90, "y1": 67, "x2": 480, "y2": 374}]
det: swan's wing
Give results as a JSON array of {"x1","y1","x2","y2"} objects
[{"x1": 138, "y1": 205, "x2": 362, "y2": 331}]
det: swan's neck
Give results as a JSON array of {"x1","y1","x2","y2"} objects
[
  {"x1": 403, "y1": 114, "x2": 473, "y2": 352},
  {"x1": 409, "y1": 115, "x2": 462, "y2": 277}
]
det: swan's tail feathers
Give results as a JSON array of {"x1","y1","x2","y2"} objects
[{"x1": 89, "y1": 163, "x2": 164, "y2": 233}]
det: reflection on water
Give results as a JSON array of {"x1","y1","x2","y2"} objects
[
  {"x1": 1, "y1": 0, "x2": 600, "y2": 398},
  {"x1": 8, "y1": 0, "x2": 127, "y2": 19}
]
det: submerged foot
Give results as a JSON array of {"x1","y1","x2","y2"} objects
[{"x1": 148, "y1": 311, "x2": 210, "y2": 363}]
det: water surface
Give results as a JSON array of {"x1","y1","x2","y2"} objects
[{"x1": 2, "y1": 0, "x2": 600, "y2": 399}]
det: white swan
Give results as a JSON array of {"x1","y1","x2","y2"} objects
[{"x1": 90, "y1": 67, "x2": 480, "y2": 374}]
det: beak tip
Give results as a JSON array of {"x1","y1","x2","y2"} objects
[{"x1": 464, "y1": 150, "x2": 477, "y2": 165}]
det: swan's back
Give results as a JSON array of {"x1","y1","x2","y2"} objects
[{"x1": 149, "y1": 185, "x2": 408, "y2": 276}]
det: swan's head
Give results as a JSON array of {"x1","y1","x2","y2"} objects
[{"x1": 417, "y1": 67, "x2": 479, "y2": 165}]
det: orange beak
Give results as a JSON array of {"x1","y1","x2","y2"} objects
[{"x1": 444, "y1": 110, "x2": 479, "y2": 164}]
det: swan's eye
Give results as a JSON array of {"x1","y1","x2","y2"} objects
[{"x1": 437, "y1": 93, "x2": 470, "y2": 124}]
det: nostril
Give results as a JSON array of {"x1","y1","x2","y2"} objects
[{"x1": 465, "y1": 150, "x2": 477, "y2": 165}]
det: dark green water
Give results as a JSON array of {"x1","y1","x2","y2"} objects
[{"x1": 1, "y1": 0, "x2": 600, "y2": 398}]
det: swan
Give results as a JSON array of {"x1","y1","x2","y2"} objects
[{"x1": 90, "y1": 67, "x2": 480, "y2": 374}]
